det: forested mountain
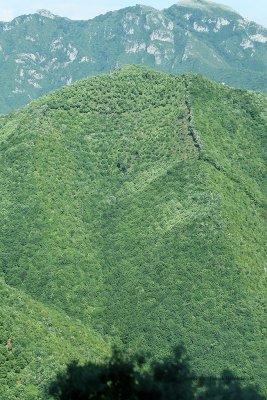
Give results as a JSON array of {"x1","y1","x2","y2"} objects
[
  {"x1": 1, "y1": 0, "x2": 267, "y2": 113},
  {"x1": 0, "y1": 66, "x2": 266, "y2": 398}
]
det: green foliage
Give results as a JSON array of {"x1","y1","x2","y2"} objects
[
  {"x1": 0, "y1": 279, "x2": 109, "y2": 400},
  {"x1": 0, "y1": 66, "x2": 266, "y2": 398}
]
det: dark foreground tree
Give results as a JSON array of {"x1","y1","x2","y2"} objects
[
  {"x1": 197, "y1": 369, "x2": 265, "y2": 400},
  {"x1": 48, "y1": 346, "x2": 264, "y2": 400}
]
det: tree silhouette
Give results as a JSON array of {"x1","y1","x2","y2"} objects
[
  {"x1": 197, "y1": 369, "x2": 265, "y2": 400},
  {"x1": 150, "y1": 346, "x2": 194, "y2": 400},
  {"x1": 48, "y1": 346, "x2": 265, "y2": 400}
]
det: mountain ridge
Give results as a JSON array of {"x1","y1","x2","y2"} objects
[
  {"x1": 0, "y1": 0, "x2": 244, "y2": 23},
  {"x1": 176, "y1": 0, "x2": 238, "y2": 13},
  {"x1": 0, "y1": 1, "x2": 267, "y2": 114}
]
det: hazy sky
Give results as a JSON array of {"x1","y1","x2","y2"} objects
[{"x1": 0, "y1": 0, "x2": 266, "y2": 27}]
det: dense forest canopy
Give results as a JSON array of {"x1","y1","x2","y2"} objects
[{"x1": 0, "y1": 65, "x2": 266, "y2": 398}]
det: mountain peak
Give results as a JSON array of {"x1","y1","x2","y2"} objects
[
  {"x1": 36, "y1": 9, "x2": 57, "y2": 19},
  {"x1": 176, "y1": 0, "x2": 237, "y2": 13}
]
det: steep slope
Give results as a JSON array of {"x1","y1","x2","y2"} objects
[
  {"x1": 0, "y1": 66, "x2": 266, "y2": 396},
  {"x1": 165, "y1": 1, "x2": 267, "y2": 84},
  {"x1": 0, "y1": 279, "x2": 109, "y2": 400},
  {"x1": 0, "y1": 0, "x2": 267, "y2": 113}
]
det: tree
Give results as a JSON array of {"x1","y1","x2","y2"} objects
[{"x1": 48, "y1": 346, "x2": 265, "y2": 400}]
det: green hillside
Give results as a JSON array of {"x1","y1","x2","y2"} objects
[
  {"x1": 0, "y1": 66, "x2": 266, "y2": 397},
  {"x1": 0, "y1": 279, "x2": 109, "y2": 400}
]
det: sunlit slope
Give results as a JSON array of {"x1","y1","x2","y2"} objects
[
  {"x1": 0, "y1": 279, "x2": 108, "y2": 400},
  {"x1": 0, "y1": 66, "x2": 266, "y2": 394}
]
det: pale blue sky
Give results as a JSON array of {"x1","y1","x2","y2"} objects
[{"x1": 0, "y1": 0, "x2": 266, "y2": 27}]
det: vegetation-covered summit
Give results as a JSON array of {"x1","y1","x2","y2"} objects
[{"x1": 0, "y1": 66, "x2": 266, "y2": 398}]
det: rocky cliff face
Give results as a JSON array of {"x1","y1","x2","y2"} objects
[{"x1": 0, "y1": 0, "x2": 267, "y2": 113}]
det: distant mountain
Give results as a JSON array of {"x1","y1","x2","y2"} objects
[
  {"x1": 0, "y1": 66, "x2": 266, "y2": 398},
  {"x1": 1, "y1": 0, "x2": 267, "y2": 113}
]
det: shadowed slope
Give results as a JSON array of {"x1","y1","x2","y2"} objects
[{"x1": 49, "y1": 346, "x2": 265, "y2": 400}]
